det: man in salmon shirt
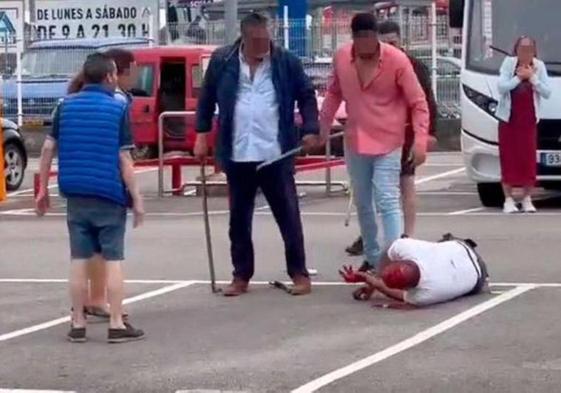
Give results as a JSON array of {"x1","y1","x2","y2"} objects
[
  {"x1": 345, "y1": 20, "x2": 439, "y2": 257},
  {"x1": 320, "y1": 13, "x2": 429, "y2": 273}
]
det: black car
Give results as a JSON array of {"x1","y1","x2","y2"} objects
[{"x1": 3, "y1": 118, "x2": 28, "y2": 191}]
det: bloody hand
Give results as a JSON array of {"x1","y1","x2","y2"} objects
[{"x1": 338, "y1": 265, "x2": 367, "y2": 283}]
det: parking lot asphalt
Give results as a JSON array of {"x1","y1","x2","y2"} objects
[{"x1": 1, "y1": 152, "x2": 561, "y2": 393}]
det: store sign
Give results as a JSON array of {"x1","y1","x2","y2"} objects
[{"x1": 34, "y1": 0, "x2": 159, "y2": 41}]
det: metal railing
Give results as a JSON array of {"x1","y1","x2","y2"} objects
[
  {"x1": 157, "y1": 111, "x2": 198, "y2": 197},
  {"x1": 156, "y1": 111, "x2": 348, "y2": 198}
]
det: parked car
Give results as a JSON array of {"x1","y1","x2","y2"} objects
[
  {"x1": 1, "y1": 37, "x2": 150, "y2": 130},
  {"x1": 2, "y1": 118, "x2": 27, "y2": 191}
]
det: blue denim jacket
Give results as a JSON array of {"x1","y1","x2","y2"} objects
[
  {"x1": 196, "y1": 40, "x2": 319, "y2": 169},
  {"x1": 496, "y1": 56, "x2": 552, "y2": 123}
]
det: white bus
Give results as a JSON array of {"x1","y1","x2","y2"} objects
[{"x1": 450, "y1": 0, "x2": 561, "y2": 206}]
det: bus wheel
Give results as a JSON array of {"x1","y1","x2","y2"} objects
[
  {"x1": 477, "y1": 183, "x2": 504, "y2": 207},
  {"x1": 542, "y1": 182, "x2": 561, "y2": 191}
]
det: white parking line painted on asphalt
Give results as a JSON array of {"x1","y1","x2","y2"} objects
[
  {"x1": 417, "y1": 191, "x2": 478, "y2": 196},
  {"x1": 447, "y1": 207, "x2": 487, "y2": 215},
  {"x1": 0, "y1": 389, "x2": 76, "y2": 393},
  {"x1": 5, "y1": 168, "x2": 157, "y2": 198},
  {"x1": 6, "y1": 184, "x2": 58, "y2": 198},
  {"x1": 0, "y1": 208, "x2": 35, "y2": 215},
  {"x1": 0, "y1": 279, "x2": 186, "y2": 284},
  {"x1": 0, "y1": 281, "x2": 196, "y2": 344},
  {"x1": 2, "y1": 279, "x2": 545, "y2": 287},
  {"x1": 176, "y1": 390, "x2": 250, "y2": 393},
  {"x1": 415, "y1": 167, "x2": 466, "y2": 185},
  {"x1": 422, "y1": 163, "x2": 464, "y2": 167},
  {"x1": 4, "y1": 210, "x2": 561, "y2": 218},
  {"x1": 291, "y1": 285, "x2": 536, "y2": 393}
]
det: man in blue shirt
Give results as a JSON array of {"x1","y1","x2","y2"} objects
[
  {"x1": 195, "y1": 13, "x2": 320, "y2": 296},
  {"x1": 36, "y1": 53, "x2": 145, "y2": 343}
]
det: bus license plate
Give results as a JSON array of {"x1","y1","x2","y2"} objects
[{"x1": 541, "y1": 152, "x2": 561, "y2": 167}]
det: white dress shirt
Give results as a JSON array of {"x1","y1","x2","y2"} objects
[{"x1": 232, "y1": 49, "x2": 281, "y2": 162}]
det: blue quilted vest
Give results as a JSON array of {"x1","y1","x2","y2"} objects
[{"x1": 58, "y1": 85, "x2": 128, "y2": 206}]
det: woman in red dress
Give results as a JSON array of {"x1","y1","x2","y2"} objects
[{"x1": 497, "y1": 37, "x2": 552, "y2": 213}]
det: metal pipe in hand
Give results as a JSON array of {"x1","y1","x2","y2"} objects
[{"x1": 256, "y1": 131, "x2": 345, "y2": 171}]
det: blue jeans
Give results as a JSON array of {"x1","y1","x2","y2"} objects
[
  {"x1": 346, "y1": 148, "x2": 403, "y2": 269},
  {"x1": 67, "y1": 197, "x2": 127, "y2": 261}
]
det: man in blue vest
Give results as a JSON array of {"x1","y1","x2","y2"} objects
[
  {"x1": 35, "y1": 53, "x2": 145, "y2": 344},
  {"x1": 195, "y1": 12, "x2": 320, "y2": 296}
]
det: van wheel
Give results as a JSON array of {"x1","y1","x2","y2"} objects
[
  {"x1": 132, "y1": 145, "x2": 157, "y2": 161},
  {"x1": 4, "y1": 142, "x2": 26, "y2": 191},
  {"x1": 477, "y1": 183, "x2": 504, "y2": 207}
]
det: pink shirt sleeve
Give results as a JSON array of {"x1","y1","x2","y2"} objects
[
  {"x1": 319, "y1": 57, "x2": 343, "y2": 138},
  {"x1": 397, "y1": 58, "x2": 430, "y2": 150}
]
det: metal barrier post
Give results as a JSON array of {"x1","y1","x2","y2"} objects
[
  {"x1": 325, "y1": 132, "x2": 332, "y2": 195},
  {"x1": 157, "y1": 111, "x2": 197, "y2": 197},
  {"x1": 158, "y1": 113, "x2": 165, "y2": 198}
]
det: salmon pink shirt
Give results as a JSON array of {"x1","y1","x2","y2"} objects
[{"x1": 320, "y1": 42, "x2": 429, "y2": 155}]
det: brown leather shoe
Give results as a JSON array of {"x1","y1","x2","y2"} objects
[
  {"x1": 291, "y1": 275, "x2": 312, "y2": 296},
  {"x1": 223, "y1": 278, "x2": 249, "y2": 297}
]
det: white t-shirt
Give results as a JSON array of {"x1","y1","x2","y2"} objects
[{"x1": 387, "y1": 238, "x2": 481, "y2": 306}]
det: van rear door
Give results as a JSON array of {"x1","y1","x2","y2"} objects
[
  {"x1": 184, "y1": 53, "x2": 214, "y2": 151},
  {"x1": 130, "y1": 60, "x2": 159, "y2": 150}
]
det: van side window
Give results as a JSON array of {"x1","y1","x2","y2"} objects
[
  {"x1": 191, "y1": 64, "x2": 203, "y2": 98},
  {"x1": 130, "y1": 65, "x2": 155, "y2": 97}
]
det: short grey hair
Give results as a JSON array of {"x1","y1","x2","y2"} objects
[{"x1": 240, "y1": 12, "x2": 269, "y2": 35}]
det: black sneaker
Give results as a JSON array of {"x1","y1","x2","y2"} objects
[
  {"x1": 108, "y1": 322, "x2": 145, "y2": 344},
  {"x1": 67, "y1": 326, "x2": 87, "y2": 343},
  {"x1": 346, "y1": 236, "x2": 364, "y2": 256},
  {"x1": 358, "y1": 261, "x2": 375, "y2": 273}
]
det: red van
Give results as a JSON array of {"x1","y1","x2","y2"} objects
[
  {"x1": 129, "y1": 45, "x2": 217, "y2": 159},
  {"x1": 129, "y1": 45, "x2": 346, "y2": 159}
]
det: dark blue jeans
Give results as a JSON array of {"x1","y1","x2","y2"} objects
[{"x1": 225, "y1": 161, "x2": 307, "y2": 281}]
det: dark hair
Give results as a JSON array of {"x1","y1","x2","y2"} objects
[
  {"x1": 104, "y1": 48, "x2": 135, "y2": 75},
  {"x1": 379, "y1": 20, "x2": 400, "y2": 36},
  {"x1": 68, "y1": 71, "x2": 85, "y2": 94},
  {"x1": 513, "y1": 36, "x2": 538, "y2": 57},
  {"x1": 82, "y1": 53, "x2": 116, "y2": 84},
  {"x1": 240, "y1": 12, "x2": 268, "y2": 34},
  {"x1": 351, "y1": 12, "x2": 378, "y2": 36}
]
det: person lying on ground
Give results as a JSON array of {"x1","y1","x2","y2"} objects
[{"x1": 340, "y1": 235, "x2": 490, "y2": 307}]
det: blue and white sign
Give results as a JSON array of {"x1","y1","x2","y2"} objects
[{"x1": 0, "y1": 1, "x2": 24, "y2": 53}]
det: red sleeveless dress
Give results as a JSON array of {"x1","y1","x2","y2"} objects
[{"x1": 498, "y1": 81, "x2": 537, "y2": 187}]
